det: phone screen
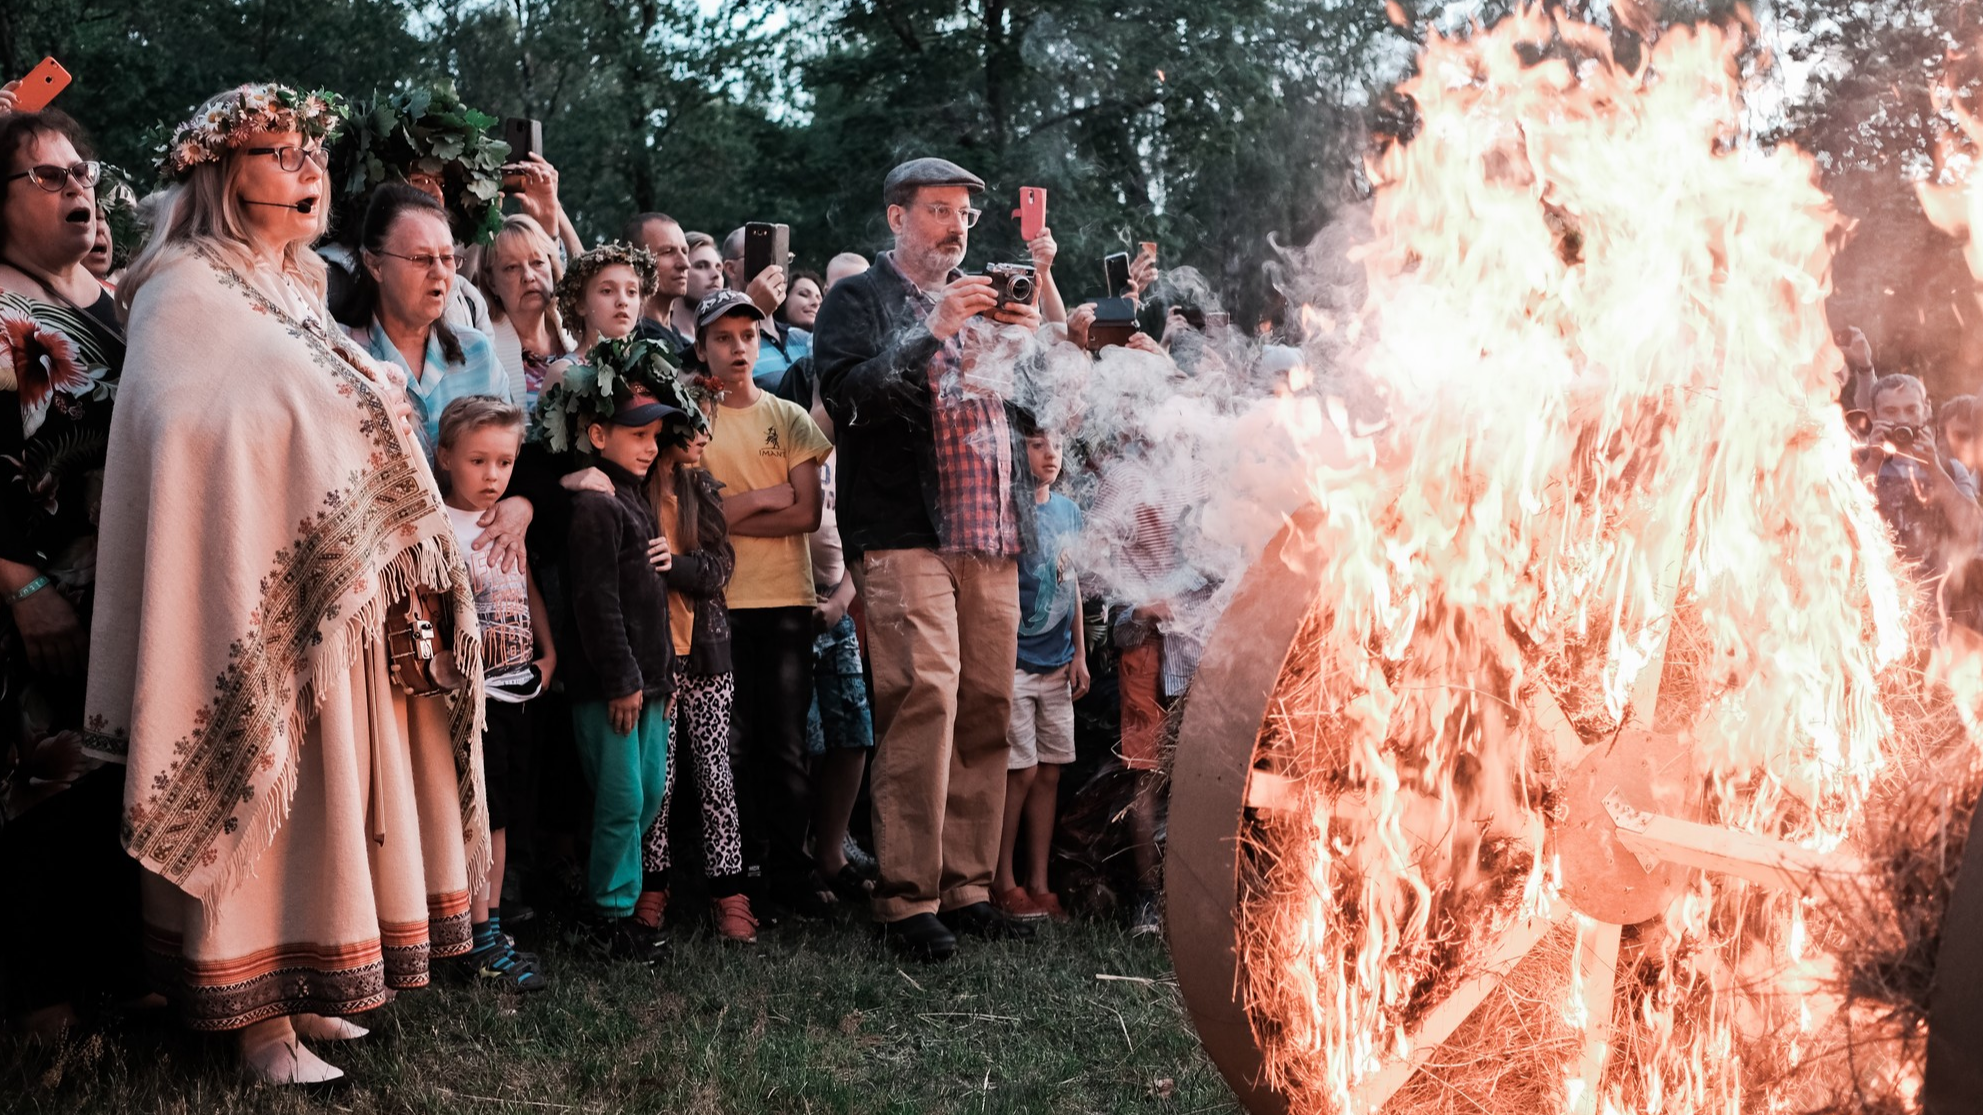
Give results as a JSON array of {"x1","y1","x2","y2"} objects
[{"x1": 1104, "y1": 252, "x2": 1132, "y2": 299}]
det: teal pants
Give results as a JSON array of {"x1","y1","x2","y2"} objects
[{"x1": 571, "y1": 698, "x2": 670, "y2": 916}]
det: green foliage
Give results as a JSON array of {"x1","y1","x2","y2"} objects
[
  {"x1": 4, "y1": 0, "x2": 1413, "y2": 326},
  {"x1": 14, "y1": 0, "x2": 1978, "y2": 350},
  {"x1": 329, "y1": 82, "x2": 512, "y2": 243},
  {"x1": 530, "y1": 333, "x2": 702, "y2": 455}
]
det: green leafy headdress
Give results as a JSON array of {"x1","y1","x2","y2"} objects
[
  {"x1": 530, "y1": 335, "x2": 709, "y2": 456},
  {"x1": 329, "y1": 84, "x2": 512, "y2": 244}
]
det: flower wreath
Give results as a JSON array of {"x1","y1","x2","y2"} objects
[
  {"x1": 156, "y1": 84, "x2": 343, "y2": 183},
  {"x1": 329, "y1": 84, "x2": 513, "y2": 245},
  {"x1": 529, "y1": 335, "x2": 709, "y2": 457},
  {"x1": 555, "y1": 242, "x2": 661, "y2": 334}
]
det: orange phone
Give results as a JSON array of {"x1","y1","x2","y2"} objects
[{"x1": 13, "y1": 57, "x2": 71, "y2": 113}]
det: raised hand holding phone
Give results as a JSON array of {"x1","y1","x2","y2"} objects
[{"x1": 10, "y1": 58, "x2": 71, "y2": 114}]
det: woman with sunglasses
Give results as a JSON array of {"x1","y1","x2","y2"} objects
[
  {"x1": 87, "y1": 85, "x2": 489, "y2": 1085},
  {"x1": 0, "y1": 108, "x2": 143, "y2": 1037},
  {"x1": 342, "y1": 182, "x2": 514, "y2": 458}
]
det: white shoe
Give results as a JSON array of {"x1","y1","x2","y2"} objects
[
  {"x1": 240, "y1": 1018, "x2": 346, "y2": 1085},
  {"x1": 292, "y1": 1012, "x2": 370, "y2": 1042}
]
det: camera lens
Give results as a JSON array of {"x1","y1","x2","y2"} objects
[
  {"x1": 1008, "y1": 275, "x2": 1035, "y2": 303},
  {"x1": 1890, "y1": 426, "x2": 1916, "y2": 449}
]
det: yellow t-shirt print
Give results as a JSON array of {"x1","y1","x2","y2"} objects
[{"x1": 704, "y1": 391, "x2": 834, "y2": 610}]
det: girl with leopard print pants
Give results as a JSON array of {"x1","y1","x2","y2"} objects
[{"x1": 637, "y1": 436, "x2": 756, "y2": 943}]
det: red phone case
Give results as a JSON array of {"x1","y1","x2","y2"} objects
[
  {"x1": 1012, "y1": 187, "x2": 1047, "y2": 241},
  {"x1": 13, "y1": 58, "x2": 71, "y2": 113}
]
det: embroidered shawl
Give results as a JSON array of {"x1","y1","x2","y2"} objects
[{"x1": 82, "y1": 244, "x2": 487, "y2": 902}]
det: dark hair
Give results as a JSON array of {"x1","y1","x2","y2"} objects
[
  {"x1": 669, "y1": 465, "x2": 731, "y2": 566},
  {"x1": 351, "y1": 182, "x2": 464, "y2": 364},
  {"x1": 1013, "y1": 407, "x2": 1042, "y2": 439},
  {"x1": 775, "y1": 270, "x2": 824, "y2": 324},
  {"x1": 622, "y1": 211, "x2": 677, "y2": 243},
  {"x1": 0, "y1": 109, "x2": 95, "y2": 256}
]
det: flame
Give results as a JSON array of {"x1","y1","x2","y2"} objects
[{"x1": 1238, "y1": 7, "x2": 1916, "y2": 1113}]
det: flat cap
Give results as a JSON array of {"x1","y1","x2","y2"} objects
[{"x1": 883, "y1": 157, "x2": 986, "y2": 205}]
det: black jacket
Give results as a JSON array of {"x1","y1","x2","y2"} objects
[
  {"x1": 664, "y1": 469, "x2": 735, "y2": 677},
  {"x1": 558, "y1": 458, "x2": 675, "y2": 702},
  {"x1": 813, "y1": 253, "x2": 1037, "y2": 558}
]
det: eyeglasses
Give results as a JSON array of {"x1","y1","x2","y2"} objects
[
  {"x1": 374, "y1": 249, "x2": 465, "y2": 271},
  {"x1": 916, "y1": 201, "x2": 981, "y2": 228},
  {"x1": 5, "y1": 160, "x2": 102, "y2": 193},
  {"x1": 245, "y1": 145, "x2": 329, "y2": 173}
]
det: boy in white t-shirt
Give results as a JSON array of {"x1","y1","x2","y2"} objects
[{"x1": 435, "y1": 395, "x2": 558, "y2": 992}]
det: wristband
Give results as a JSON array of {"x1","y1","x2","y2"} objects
[{"x1": 10, "y1": 574, "x2": 52, "y2": 603}]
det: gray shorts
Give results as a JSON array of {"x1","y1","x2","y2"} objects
[{"x1": 1007, "y1": 667, "x2": 1076, "y2": 769}]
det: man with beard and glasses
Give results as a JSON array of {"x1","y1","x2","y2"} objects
[{"x1": 813, "y1": 157, "x2": 1046, "y2": 962}]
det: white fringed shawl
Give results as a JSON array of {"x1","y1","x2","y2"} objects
[{"x1": 83, "y1": 244, "x2": 486, "y2": 902}]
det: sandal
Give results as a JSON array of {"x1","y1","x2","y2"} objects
[
  {"x1": 826, "y1": 863, "x2": 874, "y2": 904},
  {"x1": 474, "y1": 944, "x2": 551, "y2": 993}
]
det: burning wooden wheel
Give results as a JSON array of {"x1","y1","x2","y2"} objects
[{"x1": 1168, "y1": 508, "x2": 1869, "y2": 1115}]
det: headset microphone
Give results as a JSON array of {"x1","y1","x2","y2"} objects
[{"x1": 243, "y1": 197, "x2": 317, "y2": 214}]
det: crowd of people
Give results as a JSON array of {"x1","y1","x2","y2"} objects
[{"x1": 0, "y1": 80, "x2": 1230, "y2": 1086}]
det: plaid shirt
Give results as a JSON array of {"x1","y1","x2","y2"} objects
[{"x1": 881, "y1": 253, "x2": 1020, "y2": 556}]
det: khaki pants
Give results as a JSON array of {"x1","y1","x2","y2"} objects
[{"x1": 856, "y1": 548, "x2": 1019, "y2": 921}]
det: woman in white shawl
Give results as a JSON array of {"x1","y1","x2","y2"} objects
[{"x1": 82, "y1": 85, "x2": 488, "y2": 1085}]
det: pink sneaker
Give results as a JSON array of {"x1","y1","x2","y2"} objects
[
  {"x1": 632, "y1": 889, "x2": 668, "y2": 930},
  {"x1": 993, "y1": 886, "x2": 1049, "y2": 921},
  {"x1": 714, "y1": 894, "x2": 759, "y2": 944},
  {"x1": 1027, "y1": 889, "x2": 1070, "y2": 922}
]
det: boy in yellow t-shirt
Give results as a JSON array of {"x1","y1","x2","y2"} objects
[{"x1": 693, "y1": 290, "x2": 836, "y2": 919}]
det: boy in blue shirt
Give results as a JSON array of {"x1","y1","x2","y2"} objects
[{"x1": 992, "y1": 417, "x2": 1088, "y2": 922}]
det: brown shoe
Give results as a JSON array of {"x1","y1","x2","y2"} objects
[
  {"x1": 714, "y1": 894, "x2": 759, "y2": 944},
  {"x1": 632, "y1": 889, "x2": 667, "y2": 930},
  {"x1": 992, "y1": 886, "x2": 1049, "y2": 922},
  {"x1": 1027, "y1": 889, "x2": 1070, "y2": 923}
]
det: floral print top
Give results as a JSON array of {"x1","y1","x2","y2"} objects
[{"x1": 0, "y1": 287, "x2": 123, "y2": 575}]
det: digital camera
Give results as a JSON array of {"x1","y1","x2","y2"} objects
[{"x1": 982, "y1": 262, "x2": 1037, "y2": 311}]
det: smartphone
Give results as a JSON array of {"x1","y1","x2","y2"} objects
[
  {"x1": 743, "y1": 222, "x2": 791, "y2": 286},
  {"x1": 1013, "y1": 187, "x2": 1047, "y2": 241},
  {"x1": 502, "y1": 117, "x2": 542, "y2": 160},
  {"x1": 1103, "y1": 252, "x2": 1132, "y2": 299},
  {"x1": 13, "y1": 57, "x2": 71, "y2": 113}
]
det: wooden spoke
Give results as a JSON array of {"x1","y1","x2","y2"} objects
[
  {"x1": 1524, "y1": 683, "x2": 1588, "y2": 770},
  {"x1": 1351, "y1": 908, "x2": 1571, "y2": 1112},
  {"x1": 1568, "y1": 918, "x2": 1624, "y2": 1115},
  {"x1": 1603, "y1": 791, "x2": 1866, "y2": 893}
]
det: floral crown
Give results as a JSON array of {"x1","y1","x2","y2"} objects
[
  {"x1": 157, "y1": 84, "x2": 343, "y2": 183},
  {"x1": 556, "y1": 242, "x2": 661, "y2": 331},
  {"x1": 529, "y1": 335, "x2": 708, "y2": 456}
]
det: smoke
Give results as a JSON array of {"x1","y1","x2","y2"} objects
[{"x1": 1009, "y1": 240, "x2": 1365, "y2": 673}]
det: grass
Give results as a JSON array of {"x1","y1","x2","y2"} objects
[{"x1": 2, "y1": 913, "x2": 1242, "y2": 1115}]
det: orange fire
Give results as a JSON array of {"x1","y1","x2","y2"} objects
[{"x1": 1244, "y1": 6, "x2": 1926, "y2": 1113}]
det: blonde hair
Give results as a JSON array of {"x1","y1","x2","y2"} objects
[
  {"x1": 118, "y1": 125, "x2": 329, "y2": 316},
  {"x1": 477, "y1": 214, "x2": 568, "y2": 341},
  {"x1": 437, "y1": 394, "x2": 525, "y2": 451}
]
